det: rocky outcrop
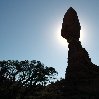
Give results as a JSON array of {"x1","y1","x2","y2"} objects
[{"x1": 61, "y1": 7, "x2": 99, "y2": 98}]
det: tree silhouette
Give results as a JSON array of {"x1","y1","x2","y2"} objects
[{"x1": 0, "y1": 60, "x2": 58, "y2": 87}]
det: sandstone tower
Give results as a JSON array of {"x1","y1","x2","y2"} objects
[{"x1": 61, "y1": 7, "x2": 99, "y2": 98}]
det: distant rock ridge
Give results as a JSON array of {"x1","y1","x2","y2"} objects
[{"x1": 61, "y1": 7, "x2": 99, "y2": 98}]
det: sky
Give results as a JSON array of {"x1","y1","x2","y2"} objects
[{"x1": 0, "y1": 0, "x2": 99, "y2": 79}]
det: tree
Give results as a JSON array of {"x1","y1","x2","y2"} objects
[{"x1": 0, "y1": 60, "x2": 58, "y2": 87}]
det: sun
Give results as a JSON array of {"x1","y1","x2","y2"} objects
[
  {"x1": 79, "y1": 25, "x2": 86, "y2": 42},
  {"x1": 56, "y1": 25, "x2": 68, "y2": 47},
  {"x1": 56, "y1": 25, "x2": 85, "y2": 47},
  {"x1": 55, "y1": 23, "x2": 86, "y2": 47}
]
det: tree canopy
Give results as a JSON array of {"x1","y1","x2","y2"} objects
[{"x1": 0, "y1": 60, "x2": 58, "y2": 87}]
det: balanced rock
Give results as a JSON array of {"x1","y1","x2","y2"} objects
[{"x1": 61, "y1": 7, "x2": 99, "y2": 98}]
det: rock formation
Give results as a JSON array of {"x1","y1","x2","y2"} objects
[{"x1": 61, "y1": 7, "x2": 99, "y2": 98}]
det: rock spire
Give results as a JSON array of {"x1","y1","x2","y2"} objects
[{"x1": 61, "y1": 7, "x2": 81, "y2": 43}]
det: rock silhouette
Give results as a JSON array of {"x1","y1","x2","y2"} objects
[{"x1": 61, "y1": 7, "x2": 99, "y2": 98}]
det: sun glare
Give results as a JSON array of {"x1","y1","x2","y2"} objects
[
  {"x1": 55, "y1": 23, "x2": 86, "y2": 47},
  {"x1": 56, "y1": 25, "x2": 68, "y2": 47},
  {"x1": 79, "y1": 25, "x2": 86, "y2": 42}
]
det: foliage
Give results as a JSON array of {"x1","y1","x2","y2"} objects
[{"x1": 0, "y1": 60, "x2": 58, "y2": 87}]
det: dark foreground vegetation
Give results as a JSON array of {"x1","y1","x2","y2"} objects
[{"x1": 0, "y1": 60, "x2": 63, "y2": 99}]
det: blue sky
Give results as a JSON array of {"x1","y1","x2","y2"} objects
[{"x1": 0, "y1": 0, "x2": 99, "y2": 79}]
